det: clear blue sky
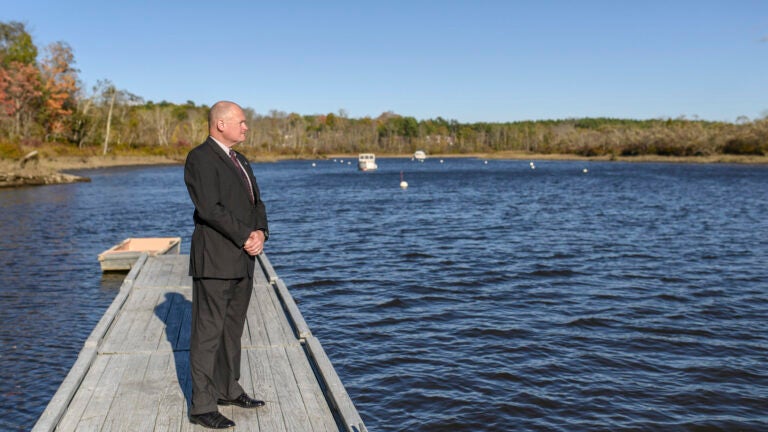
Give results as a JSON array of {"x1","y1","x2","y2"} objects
[{"x1": 4, "y1": 1, "x2": 767, "y2": 123}]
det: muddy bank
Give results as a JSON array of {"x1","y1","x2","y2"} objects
[
  {"x1": 23, "y1": 155, "x2": 184, "y2": 171},
  {"x1": 0, "y1": 158, "x2": 89, "y2": 188},
  {"x1": 0, "y1": 170, "x2": 91, "y2": 188},
  {"x1": 2, "y1": 151, "x2": 765, "y2": 189},
  {"x1": 0, "y1": 155, "x2": 183, "y2": 188}
]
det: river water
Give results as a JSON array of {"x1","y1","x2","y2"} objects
[{"x1": 1, "y1": 158, "x2": 766, "y2": 431}]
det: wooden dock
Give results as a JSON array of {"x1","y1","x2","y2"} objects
[{"x1": 33, "y1": 253, "x2": 367, "y2": 432}]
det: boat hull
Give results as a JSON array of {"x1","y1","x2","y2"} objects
[{"x1": 357, "y1": 153, "x2": 378, "y2": 171}]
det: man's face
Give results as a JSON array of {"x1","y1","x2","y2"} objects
[{"x1": 220, "y1": 108, "x2": 248, "y2": 146}]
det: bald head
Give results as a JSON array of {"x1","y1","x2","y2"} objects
[
  {"x1": 208, "y1": 101, "x2": 241, "y2": 130},
  {"x1": 209, "y1": 101, "x2": 248, "y2": 147}
]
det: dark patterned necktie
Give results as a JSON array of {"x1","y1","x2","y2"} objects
[{"x1": 229, "y1": 150, "x2": 254, "y2": 204}]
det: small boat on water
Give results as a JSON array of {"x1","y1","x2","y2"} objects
[
  {"x1": 358, "y1": 153, "x2": 378, "y2": 171},
  {"x1": 98, "y1": 237, "x2": 181, "y2": 271},
  {"x1": 414, "y1": 150, "x2": 426, "y2": 162}
]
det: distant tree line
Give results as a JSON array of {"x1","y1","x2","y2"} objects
[{"x1": 2, "y1": 20, "x2": 767, "y2": 160}]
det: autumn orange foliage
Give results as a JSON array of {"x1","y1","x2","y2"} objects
[{"x1": 40, "y1": 42, "x2": 79, "y2": 135}]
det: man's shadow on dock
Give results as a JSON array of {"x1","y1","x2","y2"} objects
[{"x1": 154, "y1": 292, "x2": 193, "y2": 411}]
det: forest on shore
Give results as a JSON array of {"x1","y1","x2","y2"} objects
[{"x1": 2, "y1": 20, "x2": 767, "y2": 164}]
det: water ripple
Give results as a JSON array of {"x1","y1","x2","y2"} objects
[{"x1": 1, "y1": 160, "x2": 767, "y2": 431}]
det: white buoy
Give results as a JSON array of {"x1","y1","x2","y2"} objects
[
  {"x1": 484, "y1": 160, "x2": 488, "y2": 164},
  {"x1": 440, "y1": 159, "x2": 444, "y2": 164},
  {"x1": 312, "y1": 162, "x2": 316, "y2": 167},
  {"x1": 530, "y1": 161, "x2": 536, "y2": 169},
  {"x1": 583, "y1": 168, "x2": 588, "y2": 173},
  {"x1": 400, "y1": 171, "x2": 408, "y2": 189}
]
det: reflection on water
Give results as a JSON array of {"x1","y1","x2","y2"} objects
[{"x1": 1, "y1": 160, "x2": 767, "y2": 431}]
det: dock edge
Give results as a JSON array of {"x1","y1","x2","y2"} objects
[
  {"x1": 32, "y1": 253, "x2": 149, "y2": 432},
  {"x1": 257, "y1": 253, "x2": 368, "y2": 432},
  {"x1": 32, "y1": 252, "x2": 367, "y2": 432}
]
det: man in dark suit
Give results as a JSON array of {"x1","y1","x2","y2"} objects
[{"x1": 183, "y1": 101, "x2": 269, "y2": 429}]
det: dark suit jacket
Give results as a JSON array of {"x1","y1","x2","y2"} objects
[{"x1": 184, "y1": 137, "x2": 268, "y2": 279}]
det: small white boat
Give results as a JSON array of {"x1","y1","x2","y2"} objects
[
  {"x1": 413, "y1": 150, "x2": 426, "y2": 162},
  {"x1": 98, "y1": 237, "x2": 181, "y2": 271},
  {"x1": 358, "y1": 153, "x2": 378, "y2": 171}
]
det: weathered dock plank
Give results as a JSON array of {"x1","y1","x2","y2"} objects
[
  {"x1": 286, "y1": 344, "x2": 339, "y2": 432},
  {"x1": 33, "y1": 253, "x2": 367, "y2": 432}
]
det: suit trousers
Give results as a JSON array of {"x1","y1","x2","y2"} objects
[{"x1": 189, "y1": 276, "x2": 252, "y2": 414}]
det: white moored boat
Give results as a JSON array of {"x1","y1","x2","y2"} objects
[
  {"x1": 414, "y1": 150, "x2": 426, "y2": 162},
  {"x1": 358, "y1": 153, "x2": 378, "y2": 171}
]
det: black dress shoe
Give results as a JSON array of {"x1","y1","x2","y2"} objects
[
  {"x1": 217, "y1": 393, "x2": 266, "y2": 409},
  {"x1": 189, "y1": 411, "x2": 235, "y2": 429}
]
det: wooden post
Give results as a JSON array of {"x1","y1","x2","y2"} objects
[{"x1": 103, "y1": 88, "x2": 116, "y2": 155}]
